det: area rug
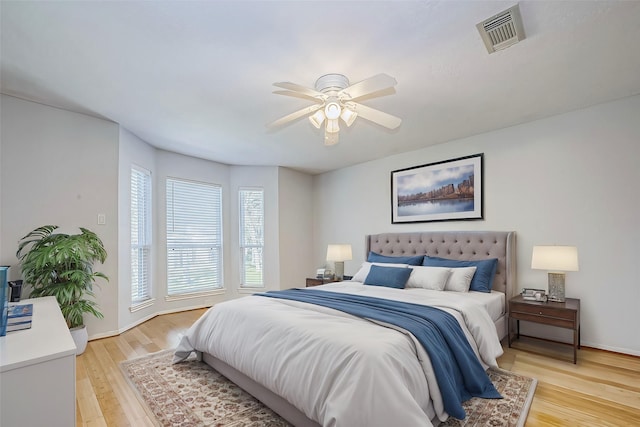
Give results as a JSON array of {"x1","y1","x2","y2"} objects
[{"x1": 121, "y1": 350, "x2": 536, "y2": 427}]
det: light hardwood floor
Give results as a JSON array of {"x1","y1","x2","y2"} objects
[{"x1": 76, "y1": 310, "x2": 640, "y2": 426}]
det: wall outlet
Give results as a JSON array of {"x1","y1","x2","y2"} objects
[{"x1": 97, "y1": 213, "x2": 106, "y2": 225}]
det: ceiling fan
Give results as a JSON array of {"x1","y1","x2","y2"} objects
[{"x1": 267, "y1": 73, "x2": 402, "y2": 146}]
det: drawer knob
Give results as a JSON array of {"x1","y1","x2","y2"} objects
[{"x1": 539, "y1": 311, "x2": 543, "y2": 315}]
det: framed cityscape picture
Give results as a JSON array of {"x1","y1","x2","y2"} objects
[{"x1": 391, "y1": 153, "x2": 483, "y2": 223}]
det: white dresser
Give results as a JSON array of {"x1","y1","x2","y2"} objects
[{"x1": 0, "y1": 296, "x2": 76, "y2": 427}]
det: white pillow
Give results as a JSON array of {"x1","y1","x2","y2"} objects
[
  {"x1": 445, "y1": 266, "x2": 477, "y2": 292},
  {"x1": 406, "y1": 266, "x2": 451, "y2": 291},
  {"x1": 352, "y1": 262, "x2": 409, "y2": 283}
]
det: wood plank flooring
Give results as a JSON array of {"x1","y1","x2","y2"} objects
[
  {"x1": 76, "y1": 310, "x2": 640, "y2": 426},
  {"x1": 498, "y1": 337, "x2": 640, "y2": 426},
  {"x1": 76, "y1": 309, "x2": 205, "y2": 426}
]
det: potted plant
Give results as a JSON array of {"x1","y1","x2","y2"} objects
[{"x1": 16, "y1": 225, "x2": 108, "y2": 355}]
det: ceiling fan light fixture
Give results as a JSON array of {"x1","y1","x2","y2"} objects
[
  {"x1": 309, "y1": 109, "x2": 325, "y2": 128},
  {"x1": 340, "y1": 107, "x2": 357, "y2": 127},
  {"x1": 324, "y1": 102, "x2": 341, "y2": 120},
  {"x1": 326, "y1": 118, "x2": 340, "y2": 133}
]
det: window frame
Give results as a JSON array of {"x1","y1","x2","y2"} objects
[
  {"x1": 130, "y1": 165, "x2": 154, "y2": 311},
  {"x1": 239, "y1": 187, "x2": 265, "y2": 289},
  {"x1": 165, "y1": 177, "x2": 224, "y2": 300}
]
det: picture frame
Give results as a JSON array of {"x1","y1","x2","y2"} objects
[{"x1": 391, "y1": 153, "x2": 483, "y2": 223}]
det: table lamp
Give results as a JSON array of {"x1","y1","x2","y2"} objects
[
  {"x1": 531, "y1": 245, "x2": 579, "y2": 302},
  {"x1": 326, "y1": 244, "x2": 352, "y2": 280}
]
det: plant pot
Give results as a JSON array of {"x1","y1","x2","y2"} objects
[{"x1": 70, "y1": 325, "x2": 88, "y2": 355}]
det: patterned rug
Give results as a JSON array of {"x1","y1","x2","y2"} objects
[{"x1": 121, "y1": 350, "x2": 536, "y2": 427}]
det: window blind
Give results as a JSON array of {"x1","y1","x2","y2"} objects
[
  {"x1": 166, "y1": 178, "x2": 223, "y2": 295},
  {"x1": 131, "y1": 167, "x2": 152, "y2": 303},
  {"x1": 239, "y1": 188, "x2": 264, "y2": 288}
]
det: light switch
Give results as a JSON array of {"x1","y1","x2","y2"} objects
[{"x1": 97, "y1": 213, "x2": 106, "y2": 225}]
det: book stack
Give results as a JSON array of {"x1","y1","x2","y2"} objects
[
  {"x1": 6, "y1": 303, "x2": 33, "y2": 332},
  {"x1": 0, "y1": 266, "x2": 8, "y2": 336}
]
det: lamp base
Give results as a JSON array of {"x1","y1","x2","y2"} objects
[
  {"x1": 547, "y1": 272, "x2": 566, "y2": 302},
  {"x1": 334, "y1": 261, "x2": 344, "y2": 281}
]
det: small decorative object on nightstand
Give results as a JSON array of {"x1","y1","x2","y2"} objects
[
  {"x1": 521, "y1": 288, "x2": 547, "y2": 302},
  {"x1": 508, "y1": 294, "x2": 581, "y2": 363}
]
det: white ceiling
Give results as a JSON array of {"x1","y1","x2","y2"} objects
[{"x1": 2, "y1": 1, "x2": 639, "y2": 174}]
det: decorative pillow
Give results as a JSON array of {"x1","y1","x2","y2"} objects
[
  {"x1": 364, "y1": 265, "x2": 412, "y2": 289},
  {"x1": 444, "y1": 267, "x2": 477, "y2": 292},
  {"x1": 367, "y1": 251, "x2": 424, "y2": 266},
  {"x1": 352, "y1": 262, "x2": 408, "y2": 283},
  {"x1": 423, "y1": 256, "x2": 498, "y2": 293},
  {"x1": 405, "y1": 266, "x2": 452, "y2": 291}
]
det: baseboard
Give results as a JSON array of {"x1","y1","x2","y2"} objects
[
  {"x1": 88, "y1": 303, "x2": 212, "y2": 341},
  {"x1": 580, "y1": 342, "x2": 640, "y2": 358}
]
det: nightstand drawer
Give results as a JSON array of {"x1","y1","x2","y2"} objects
[
  {"x1": 511, "y1": 302, "x2": 576, "y2": 320},
  {"x1": 510, "y1": 302, "x2": 577, "y2": 329},
  {"x1": 509, "y1": 310, "x2": 575, "y2": 329}
]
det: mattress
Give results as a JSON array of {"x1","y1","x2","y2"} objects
[{"x1": 458, "y1": 289, "x2": 505, "y2": 322}]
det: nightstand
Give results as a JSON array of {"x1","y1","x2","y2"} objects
[
  {"x1": 305, "y1": 277, "x2": 337, "y2": 287},
  {"x1": 508, "y1": 295, "x2": 581, "y2": 363}
]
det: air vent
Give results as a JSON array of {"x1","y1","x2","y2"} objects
[{"x1": 477, "y1": 4, "x2": 525, "y2": 54}]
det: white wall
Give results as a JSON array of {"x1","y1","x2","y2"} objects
[
  {"x1": 0, "y1": 95, "x2": 120, "y2": 336},
  {"x1": 117, "y1": 128, "x2": 157, "y2": 331},
  {"x1": 278, "y1": 167, "x2": 314, "y2": 289},
  {"x1": 313, "y1": 95, "x2": 640, "y2": 356}
]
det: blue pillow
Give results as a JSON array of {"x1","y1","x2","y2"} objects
[
  {"x1": 364, "y1": 265, "x2": 412, "y2": 289},
  {"x1": 422, "y1": 256, "x2": 498, "y2": 293},
  {"x1": 367, "y1": 251, "x2": 424, "y2": 266}
]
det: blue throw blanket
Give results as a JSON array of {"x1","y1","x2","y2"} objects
[{"x1": 255, "y1": 289, "x2": 501, "y2": 420}]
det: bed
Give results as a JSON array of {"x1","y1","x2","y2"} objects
[{"x1": 175, "y1": 231, "x2": 516, "y2": 427}]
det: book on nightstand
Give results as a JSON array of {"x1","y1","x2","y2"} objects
[{"x1": 6, "y1": 303, "x2": 33, "y2": 332}]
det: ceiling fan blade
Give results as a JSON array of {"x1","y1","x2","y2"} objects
[
  {"x1": 339, "y1": 73, "x2": 397, "y2": 101},
  {"x1": 273, "y1": 82, "x2": 325, "y2": 98},
  {"x1": 348, "y1": 87, "x2": 396, "y2": 103},
  {"x1": 267, "y1": 104, "x2": 323, "y2": 129},
  {"x1": 350, "y1": 102, "x2": 402, "y2": 129},
  {"x1": 273, "y1": 90, "x2": 324, "y2": 102}
]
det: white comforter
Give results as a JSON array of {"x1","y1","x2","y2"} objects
[{"x1": 174, "y1": 282, "x2": 504, "y2": 427}]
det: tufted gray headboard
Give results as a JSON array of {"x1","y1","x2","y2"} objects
[{"x1": 366, "y1": 231, "x2": 516, "y2": 299}]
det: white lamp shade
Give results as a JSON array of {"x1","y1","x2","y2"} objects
[
  {"x1": 325, "y1": 118, "x2": 340, "y2": 133},
  {"x1": 309, "y1": 110, "x2": 325, "y2": 129},
  {"x1": 326, "y1": 244, "x2": 352, "y2": 262},
  {"x1": 340, "y1": 107, "x2": 358, "y2": 127},
  {"x1": 531, "y1": 246, "x2": 579, "y2": 272}
]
